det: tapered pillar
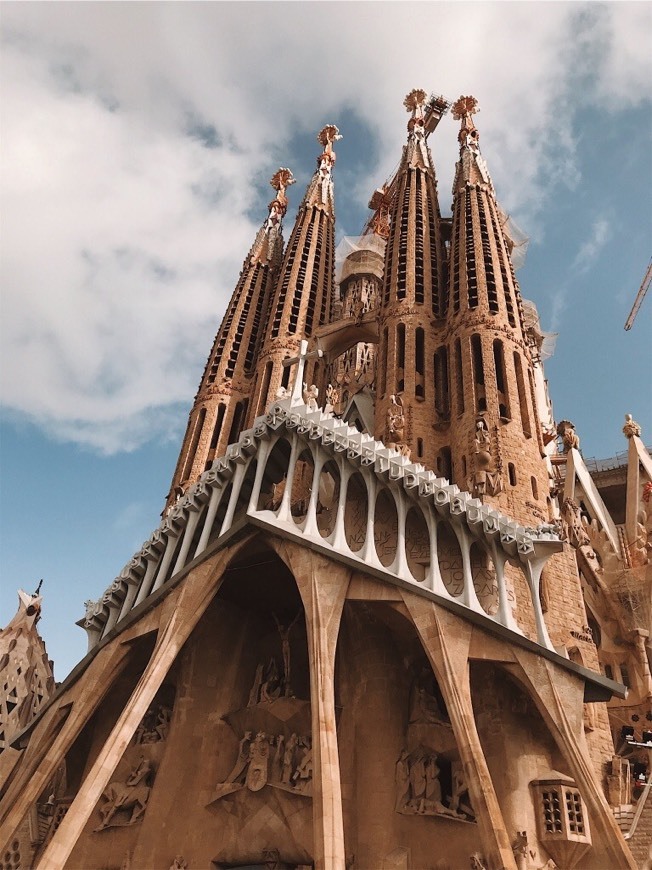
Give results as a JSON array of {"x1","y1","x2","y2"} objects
[
  {"x1": 509, "y1": 648, "x2": 637, "y2": 870},
  {"x1": 271, "y1": 539, "x2": 350, "y2": 870},
  {"x1": 34, "y1": 544, "x2": 240, "y2": 869},
  {"x1": 401, "y1": 593, "x2": 518, "y2": 870}
]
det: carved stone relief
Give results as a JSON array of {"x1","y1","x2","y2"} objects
[
  {"x1": 470, "y1": 418, "x2": 503, "y2": 498},
  {"x1": 95, "y1": 755, "x2": 155, "y2": 831}
]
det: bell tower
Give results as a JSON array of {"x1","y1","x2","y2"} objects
[
  {"x1": 373, "y1": 89, "x2": 448, "y2": 466},
  {"x1": 441, "y1": 95, "x2": 549, "y2": 528},
  {"x1": 248, "y1": 126, "x2": 340, "y2": 421},
  {"x1": 165, "y1": 169, "x2": 294, "y2": 508}
]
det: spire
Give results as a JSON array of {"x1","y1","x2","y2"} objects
[
  {"x1": 1, "y1": 587, "x2": 55, "y2": 751},
  {"x1": 372, "y1": 89, "x2": 448, "y2": 463},
  {"x1": 451, "y1": 95, "x2": 493, "y2": 191},
  {"x1": 165, "y1": 171, "x2": 294, "y2": 507},
  {"x1": 249, "y1": 127, "x2": 340, "y2": 416}
]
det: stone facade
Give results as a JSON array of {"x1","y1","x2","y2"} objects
[{"x1": 1, "y1": 91, "x2": 649, "y2": 869}]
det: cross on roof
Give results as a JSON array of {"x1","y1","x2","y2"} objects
[{"x1": 282, "y1": 339, "x2": 324, "y2": 402}]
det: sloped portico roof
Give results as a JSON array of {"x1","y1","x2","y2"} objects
[{"x1": 78, "y1": 397, "x2": 623, "y2": 704}]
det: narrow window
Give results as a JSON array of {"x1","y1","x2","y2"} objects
[
  {"x1": 508, "y1": 463, "x2": 517, "y2": 487},
  {"x1": 604, "y1": 664, "x2": 614, "y2": 680},
  {"x1": 415, "y1": 327, "x2": 425, "y2": 398},
  {"x1": 434, "y1": 346, "x2": 450, "y2": 420},
  {"x1": 396, "y1": 323, "x2": 406, "y2": 393},
  {"x1": 417, "y1": 438, "x2": 423, "y2": 458},
  {"x1": 256, "y1": 361, "x2": 273, "y2": 417},
  {"x1": 378, "y1": 327, "x2": 388, "y2": 396},
  {"x1": 514, "y1": 352, "x2": 531, "y2": 438},
  {"x1": 461, "y1": 455, "x2": 467, "y2": 478},
  {"x1": 454, "y1": 337, "x2": 464, "y2": 415},
  {"x1": 620, "y1": 664, "x2": 630, "y2": 688},
  {"x1": 227, "y1": 399, "x2": 248, "y2": 446},
  {"x1": 471, "y1": 334, "x2": 486, "y2": 412},
  {"x1": 531, "y1": 475, "x2": 538, "y2": 500},
  {"x1": 181, "y1": 407, "x2": 206, "y2": 482},
  {"x1": 281, "y1": 357, "x2": 291, "y2": 390},
  {"x1": 493, "y1": 340, "x2": 510, "y2": 420},
  {"x1": 438, "y1": 447, "x2": 453, "y2": 482}
]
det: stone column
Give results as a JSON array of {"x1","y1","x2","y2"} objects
[
  {"x1": 35, "y1": 545, "x2": 238, "y2": 870},
  {"x1": 271, "y1": 539, "x2": 350, "y2": 870},
  {"x1": 510, "y1": 648, "x2": 637, "y2": 870},
  {"x1": 401, "y1": 593, "x2": 518, "y2": 870}
]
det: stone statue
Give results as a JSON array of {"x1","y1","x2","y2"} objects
[
  {"x1": 387, "y1": 395, "x2": 406, "y2": 444},
  {"x1": 472, "y1": 419, "x2": 503, "y2": 497},
  {"x1": 560, "y1": 498, "x2": 590, "y2": 548},
  {"x1": 272, "y1": 734, "x2": 285, "y2": 782},
  {"x1": 96, "y1": 756, "x2": 154, "y2": 830},
  {"x1": 276, "y1": 385, "x2": 290, "y2": 400},
  {"x1": 623, "y1": 413, "x2": 642, "y2": 438},
  {"x1": 247, "y1": 662, "x2": 264, "y2": 706},
  {"x1": 512, "y1": 831, "x2": 528, "y2": 870},
  {"x1": 408, "y1": 753, "x2": 427, "y2": 813},
  {"x1": 225, "y1": 731, "x2": 253, "y2": 784},
  {"x1": 469, "y1": 855, "x2": 487, "y2": 870},
  {"x1": 302, "y1": 383, "x2": 319, "y2": 410},
  {"x1": 246, "y1": 732, "x2": 271, "y2": 792},
  {"x1": 395, "y1": 750, "x2": 410, "y2": 811},
  {"x1": 325, "y1": 383, "x2": 339, "y2": 414},
  {"x1": 292, "y1": 736, "x2": 313, "y2": 793},
  {"x1": 409, "y1": 668, "x2": 448, "y2": 724},
  {"x1": 169, "y1": 858, "x2": 188, "y2": 870},
  {"x1": 260, "y1": 657, "x2": 282, "y2": 702},
  {"x1": 273, "y1": 610, "x2": 301, "y2": 697},
  {"x1": 449, "y1": 770, "x2": 474, "y2": 820},
  {"x1": 282, "y1": 732, "x2": 299, "y2": 784},
  {"x1": 557, "y1": 420, "x2": 580, "y2": 452}
]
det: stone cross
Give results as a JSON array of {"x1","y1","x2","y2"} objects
[{"x1": 283, "y1": 339, "x2": 324, "y2": 402}]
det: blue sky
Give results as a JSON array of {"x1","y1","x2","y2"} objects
[{"x1": 1, "y1": 2, "x2": 651, "y2": 680}]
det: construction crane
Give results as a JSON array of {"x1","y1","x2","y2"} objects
[
  {"x1": 624, "y1": 257, "x2": 652, "y2": 330},
  {"x1": 362, "y1": 93, "x2": 451, "y2": 240}
]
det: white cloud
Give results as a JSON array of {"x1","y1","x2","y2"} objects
[
  {"x1": 571, "y1": 218, "x2": 612, "y2": 274},
  {"x1": 1, "y1": 3, "x2": 649, "y2": 453}
]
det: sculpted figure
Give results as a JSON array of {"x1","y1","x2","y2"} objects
[
  {"x1": 246, "y1": 732, "x2": 271, "y2": 792},
  {"x1": 169, "y1": 858, "x2": 187, "y2": 870},
  {"x1": 282, "y1": 733, "x2": 299, "y2": 784},
  {"x1": 561, "y1": 498, "x2": 590, "y2": 548},
  {"x1": 557, "y1": 420, "x2": 580, "y2": 452},
  {"x1": 276, "y1": 385, "x2": 290, "y2": 400},
  {"x1": 272, "y1": 734, "x2": 285, "y2": 782},
  {"x1": 512, "y1": 831, "x2": 528, "y2": 870},
  {"x1": 225, "y1": 731, "x2": 253, "y2": 784},
  {"x1": 247, "y1": 662, "x2": 264, "y2": 707},
  {"x1": 292, "y1": 737, "x2": 313, "y2": 792},
  {"x1": 273, "y1": 611, "x2": 301, "y2": 697},
  {"x1": 96, "y1": 757, "x2": 153, "y2": 830},
  {"x1": 409, "y1": 668, "x2": 447, "y2": 724},
  {"x1": 387, "y1": 395, "x2": 405, "y2": 443},
  {"x1": 325, "y1": 383, "x2": 339, "y2": 414},
  {"x1": 408, "y1": 753, "x2": 427, "y2": 813},
  {"x1": 302, "y1": 383, "x2": 319, "y2": 410},
  {"x1": 395, "y1": 750, "x2": 410, "y2": 811},
  {"x1": 260, "y1": 657, "x2": 282, "y2": 702},
  {"x1": 449, "y1": 770, "x2": 474, "y2": 819},
  {"x1": 155, "y1": 705, "x2": 172, "y2": 741},
  {"x1": 623, "y1": 413, "x2": 642, "y2": 438}
]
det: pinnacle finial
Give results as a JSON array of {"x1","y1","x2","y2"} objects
[
  {"x1": 268, "y1": 168, "x2": 295, "y2": 220},
  {"x1": 623, "y1": 413, "x2": 642, "y2": 439},
  {"x1": 404, "y1": 88, "x2": 428, "y2": 139},
  {"x1": 452, "y1": 95, "x2": 481, "y2": 151},
  {"x1": 317, "y1": 125, "x2": 342, "y2": 159}
]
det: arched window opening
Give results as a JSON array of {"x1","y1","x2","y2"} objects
[
  {"x1": 514, "y1": 352, "x2": 531, "y2": 438},
  {"x1": 281, "y1": 357, "x2": 291, "y2": 390},
  {"x1": 204, "y1": 403, "x2": 227, "y2": 471},
  {"x1": 454, "y1": 338, "x2": 464, "y2": 416},
  {"x1": 508, "y1": 463, "x2": 517, "y2": 487},
  {"x1": 181, "y1": 407, "x2": 206, "y2": 482},
  {"x1": 227, "y1": 399, "x2": 248, "y2": 446},
  {"x1": 396, "y1": 323, "x2": 406, "y2": 393},
  {"x1": 256, "y1": 360, "x2": 273, "y2": 418},
  {"x1": 493, "y1": 340, "x2": 510, "y2": 421},
  {"x1": 434, "y1": 346, "x2": 450, "y2": 421},
  {"x1": 471, "y1": 334, "x2": 486, "y2": 413},
  {"x1": 437, "y1": 446, "x2": 452, "y2": 482},
  {"x1": 415, "y1": 327, "x2": 425, "y2": 398}
]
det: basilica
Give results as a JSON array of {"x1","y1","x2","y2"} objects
[{"x1": 0, "y1": 90, "x2": 650, "y2": 870}]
